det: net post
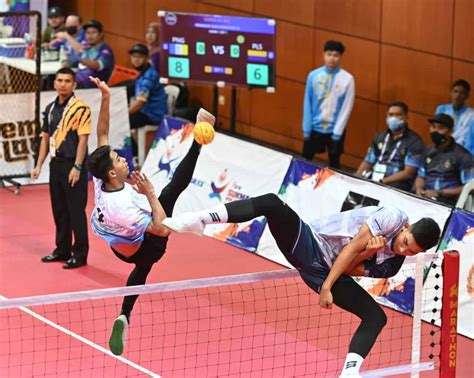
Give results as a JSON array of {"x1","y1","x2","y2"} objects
[
  {"x1": 410, "y1": 253, "x2": 425, "y2": 378},
  {"x1": 439, "y1": 250, "x2": 459, "y2": 378}
]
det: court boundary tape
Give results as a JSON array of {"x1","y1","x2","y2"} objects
[
  {"x1": 0, "y1": 295, "x2": 161, "y2": 377},
  {"x1": 361, "y1": 361, "x2": 434, "y2": 377}
]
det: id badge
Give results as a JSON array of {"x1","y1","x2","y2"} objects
[
  {"x1": 371, "y1": 163, "x2": 387, "y2": 182},
  {"x1": 49, "y1": 133, "x2": 56, "y2": 158}
]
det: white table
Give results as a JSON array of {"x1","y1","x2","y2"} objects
[{"x1": 0, "y1": 56, "x2": 62, "y2": 75}]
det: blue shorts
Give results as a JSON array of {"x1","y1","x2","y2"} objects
[{"x1": 286, "y1": 221, "x2": 353, "y2": 294}]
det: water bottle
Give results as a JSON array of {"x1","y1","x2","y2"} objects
[
  {"x1": 59, "y1": 44, "x2": 66, "y2": 62},
  {"x1": 24, "y1": 33, "x2": 33, "y2": 59}
]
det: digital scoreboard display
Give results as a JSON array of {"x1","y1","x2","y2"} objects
[{"x1": 158, "y1": 11, "x2": 276, "y2": 90}]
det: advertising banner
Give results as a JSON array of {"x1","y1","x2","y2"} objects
[
  {"x1": 141, "y1": 116, "x2": 292, "y2": 251},
  {"x1": 0, "y1": 87, "x2": 132, "y2": 184}
]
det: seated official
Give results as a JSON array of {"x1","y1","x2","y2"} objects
[
  {"x1": 75, "y1": 20, "x2": 114, "y2": 88},
  {"x1": 415, "y1": 113, "x2": 474, "y2": 206},
  {"x1": 355, "y1": 102, "x2": 425, "y2": 192}
]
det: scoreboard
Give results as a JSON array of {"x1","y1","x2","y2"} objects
[{"x1": 158, "y1": 11, "x2": 276, "y2": 90}]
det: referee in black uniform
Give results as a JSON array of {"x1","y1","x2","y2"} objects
[{"x1": 31, "y1": 68, "x2": 91, "y2": 269}]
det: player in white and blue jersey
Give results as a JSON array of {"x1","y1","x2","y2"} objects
[
  {"x1": 86, "y1": 77, "x2": 215, "y2": 356},
  {"x1": 162, "y1": 196, "x2": 440, "y2": 377}
]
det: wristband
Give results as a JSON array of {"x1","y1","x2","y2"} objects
[{"x1": 73, "y1": 163, "x2": 82, "y2": 171}]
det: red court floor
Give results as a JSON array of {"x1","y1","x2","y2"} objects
[{"x1": 0, "y1": 183, "x2": 472, "y2": 377}]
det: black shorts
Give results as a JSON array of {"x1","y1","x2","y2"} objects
[
  {"x1": 302, "y1": 130, "x2": 345, "y2": 158},
  {"x1": 112, "y1": 233, "x2": 168, "y2": 267},
  {"x1": 286, "y1": 221, "x2": 353, "y2": 293}
]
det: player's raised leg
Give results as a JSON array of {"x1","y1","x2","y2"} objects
[
  {"x1": 158, "y1": 108, "x2": 215, "y2": 216},
  {"x1": 163, "y1": 193, "x2": 301, "y2": 255}
]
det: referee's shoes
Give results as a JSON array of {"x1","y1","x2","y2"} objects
[{"x1": 109, "y1": 315, "x2": 129, "y2": 356}]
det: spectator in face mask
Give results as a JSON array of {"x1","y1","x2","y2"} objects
[
  {"x1": 127, "y1": 43, "x2": 167, "y2": 153},
  {"x1": 52, "y1": 14, "x2": 87, "y2": 68},
  {"x1": 415, "y1": 113, "x2": 474, "y2": 206},
  {"x1": 355, "y1": 101, "x2": 425, "y2": 192}
]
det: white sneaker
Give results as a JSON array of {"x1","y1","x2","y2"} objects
[
  {"x1": 196, "y1": 108, "x2": 216, "y2": 127},
  {"x1": 162, "y1": 213, "x2": 205, "y2": 236},
  {"x1": 109, "y1": 314, "x2": 129, "y2": 356}
]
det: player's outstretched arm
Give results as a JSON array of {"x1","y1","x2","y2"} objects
[{"x1": 90, "y1": 76, "x2": 110, "y2": 147}]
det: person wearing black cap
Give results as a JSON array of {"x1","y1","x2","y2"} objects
[
  {"x1": 42, "y1": 6, "x2": 65, "y2": 45},
  {"x1": 415, "y1": 113, "x2": 474, "y2": 206},
  {"x1": 127, "y1": 43, "x2": 167, "y2": 135},
  {"x1": 75, "y1": 20, "x2": 115, "y2": 88}
]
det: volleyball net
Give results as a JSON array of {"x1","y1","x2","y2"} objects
[{"x1": 0, "y1": 251, "x2": 459, "y2": 377}]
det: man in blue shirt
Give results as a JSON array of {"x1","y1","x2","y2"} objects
[
  {"x1": 435, "y1": 80, "x2": 473, "y2": 154},
  {"x1": 76, "y1": 20, "x2": 115, "y2": 88},
  {"x1": 302, "y1": 40, "x2": 355, "y2": 169},
  {"x1": 162, "y1": 195, "x2": 440, "y2": 377},
  {"x1": 415, "y1": 113, "x2": 474, "y2": 206},
  {"x1": 127, "y1": 43, "x2": 167, "y2": 130},
  {"x1": 355, "y1": 102, "x2": 425, "y2": 192},
  {"x1": 54, "y1": 13, "x2": 87, "y2": 68}
]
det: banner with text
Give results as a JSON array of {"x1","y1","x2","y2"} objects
[
  {"x1": 0, "y1": 87, "x2": 132, "y2": 184},
  {"x1": 256, "y1": 159, "x2": 452, "y2": 315},
  {"x1": 438, "y1": 209, "x2": 474, "y2": 338},
  {"x1": 141, "y1": 116, "x2": 293, "y2": 251}
]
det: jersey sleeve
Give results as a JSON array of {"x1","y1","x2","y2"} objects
[
  {"x1": 136, "y1": 69, "x2": 159, "y2": 102},
  {"x1": 364, "y1": 135, "x2": 380, "y2": 164},
  {"x1": 75, "y1": 105, "x2": 92, "y2": 135},
  {"x1": 332, "y1": 74, "x2": 355, "y2": 139},
  {"x1": 457, "y1": 148, "x2": 474, "y2": 184},
  {"x1": 405, "y1": 137, "x2": 425, "y2": 168},
  {"x1": 365, "y1": 206, "x2": 408, "y2": 239},
  {"x1": 97, "y1": 47, "x2": 114, "y2": 71},
  {"x1": 364, "y1": 255, "x2": 406, "y2": 278},
  {"x1": 41, "y1": 103, "x2": 52, "y2": 133},
  {"x1": 302, "y1": 71, "x2": 315, "y2": 139}
]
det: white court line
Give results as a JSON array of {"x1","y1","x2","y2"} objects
[
  {"x1": 0, "y1": 295, "x2": 161, "y2": 377},
  {"x1": 361, "y1": 361, "x2": 434, "y2": 377}
]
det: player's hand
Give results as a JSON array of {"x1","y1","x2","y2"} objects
[
  {"x1": 55, "y1": 31, "x2": 68, "y2": 40},
  {"x1": 131, "y1": 171, "x2": 155, "y2": 196},
  {"x1": 319, "y1": 287, "x2": 333, "y2": 310},
  {"x1": 68, "y1": 167, "x2": 80, "y2": 187},
  {"x1": 31, "y1": 166, "x2": 41, "y2": 180},
  {"x1": 365, "y1": 236, "x2": 387, "y2": 254},
  {"x1": 89, "y1": 76, "x2": 110, "y2": 95}
]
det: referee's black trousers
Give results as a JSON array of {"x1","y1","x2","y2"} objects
[{"x1": 49, "y1": 159, "x2": 89, "y2": 261}]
